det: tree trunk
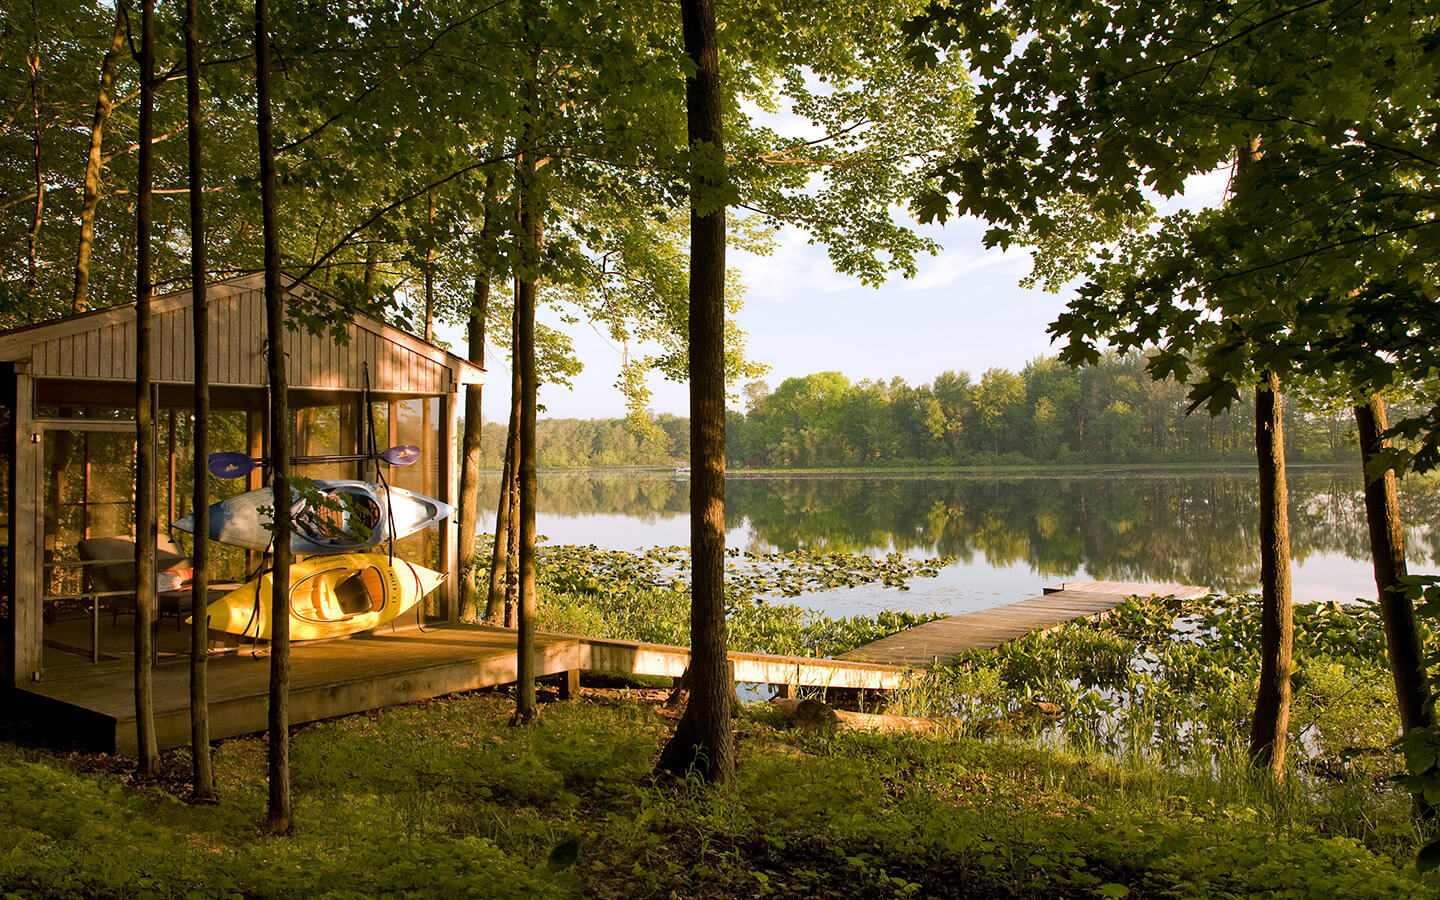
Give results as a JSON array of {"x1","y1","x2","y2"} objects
[
  {"x1": 424, "y1": 192, "x2": 436, "y2": 342},
  {"x1": 457, "y1": 272, "x2": 489, "y2": 622},
  {"x1": 255, "y1": 0, "x2": 292, "y2": 834},
  {"x1": 1248, "y1": 371, "x2": 1294, "y2": 779},
  {"x1": 513, "y1": 147, "x2": 541, "y2": 724},
  {"x1": 656, "y1": 0, "x2": 735, "y2": 784},
  {"x1": 458, "y1": 171, "x2": 501, "y2": 623},
  {"x1": 1355, "y1": 396, "x2": 1433, "y2": 737},
  {"x1": 73, "y1": 7, "x2": 125, "y2": 312},
  {"x1": 506, "y1": 455, "x2": 520, "y2": 627},
  {"x1": 26, "y1": 28, "x2": 43, "y2": 308},
  {"x1": 487, "y1": 320, "x2": 522, "y2": 623},
  {"x1": 184, "y1": 0, "x2": 215, "y2": 803},
  {"x1": 363, "y1": 245, "x2": 378, "y2": 294},
  {"x1": 131, "y1": 0, "x2": 160, "y2": 778}
]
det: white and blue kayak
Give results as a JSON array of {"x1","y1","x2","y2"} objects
[{"x1": 174, "y1": 480, "x2": 451, "y2": 556}]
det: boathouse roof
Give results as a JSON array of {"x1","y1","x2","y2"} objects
[{"x1": 0, "y1": 272, "x2": 481, "y2": 397}]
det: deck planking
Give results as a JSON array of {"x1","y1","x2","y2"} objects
[
  {"x1": 839, "y1": 581, "x2": 1208, "y2": 668},
  {"x1": 17, "y1": 623, "x2": 909, "y2": 754}
]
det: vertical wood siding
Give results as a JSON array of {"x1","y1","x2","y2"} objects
[{"x1": 21, "y1": 283, "x2": 456, "y2": 392}]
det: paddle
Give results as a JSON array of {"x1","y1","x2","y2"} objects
[{"x1": 208, "y1": 444, "x2": 421, "y2": 478}]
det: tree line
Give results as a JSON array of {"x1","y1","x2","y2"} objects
[{"x1": 490, "y1": 354, "x2": 1362, "y2": 468}]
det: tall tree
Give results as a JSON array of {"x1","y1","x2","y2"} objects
[
  {"x1": 132, "y1": 0, "x2": 160, "y2": 778},
  {"x1": 72, "y1": 5, "x2": 125, "y2": 313},
  {"x1": 255, "y1": 0, "x2": 292, "y2": 834},
  {"x1": 1355, "y1": 398, "x2": 1433, "y2": 751},
  {"x1": 184, "y1": 0, "x2": 215, "y2": 803},
  {"x1": 457, "y1": 169, "x2": 503, "y2": 622},
  {"x1": 1248, "y1": 371, "x2": 1293, "y2": 777},
  {"x1": 487, "y1": 353, "x2": 522, "y2": 623},
  {"x1": 512, "y1": 18, "x2": 543, "y2": 724},
  {"x1": 655, "y1": 0, "x2": 733, "y2": 783}
]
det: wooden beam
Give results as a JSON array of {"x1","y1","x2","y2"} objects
[
  {"x1": 438, "y1": 392, "x2": 458, "y2": 622},
  {"x1": 578, "y1": 636, "x2": 909, "y2": 690},
  {"x1": 11, "y1": 371, "x2": 42, "y2": 683}
]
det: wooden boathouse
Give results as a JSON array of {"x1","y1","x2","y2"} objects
[{"x1": 0, "y1": 272, "x2": 481, "y2": 689}]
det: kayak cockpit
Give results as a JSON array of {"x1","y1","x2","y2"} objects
[
  {"x1": 294, "y1": 487, "x2": 384, "y2": 550},
  {"x1": 293, "y1": 564, "x2": 387, "y2": 623}
]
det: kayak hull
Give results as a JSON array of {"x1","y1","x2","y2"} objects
[
  {"x1": 174, "y1": 480, "x2": 451, "y2": 555},
  {"x1": 200, "y1": 553, "x2": 444, "y2": 641}
]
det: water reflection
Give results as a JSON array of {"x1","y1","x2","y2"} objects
[{"x1": 479, "y1": 469, "x2": 1440, "y2": 612}]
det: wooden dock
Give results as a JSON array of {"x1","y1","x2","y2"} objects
[
  {"x1": 13, "y1": 623, "x2": 907, "y2": 754},
  {"x1": 839, "y1": 580, "x2": 1208, "y2": 668}
]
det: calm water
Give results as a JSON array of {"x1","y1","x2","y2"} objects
[{"x1": 480, "y1": 468, "x2": 1440, "y2": 618}]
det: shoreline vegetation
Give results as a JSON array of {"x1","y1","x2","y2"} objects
[
  {"x1": 481, "y1": 356, "x2": 1377, "y2": 472},
  {"x1": 2, "y1": 543, "x2": 1435, "y2": 896}
]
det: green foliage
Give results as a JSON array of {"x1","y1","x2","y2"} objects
[
  {"x1": 487, "y1": 354, "x2": 1363, "y2": 469},
  {"x1": 909, "y1": 0, "x2": 1440, "y2": 463},
  {"x1": 894, "y1": 592, "x2": 1435, "y2": 861},
  {"x1": 0, "y1": 694, "x2": 1433, "y2": 897},
  {"x1": 526, "y1": 542, "x2": 946, "y2": 657}
]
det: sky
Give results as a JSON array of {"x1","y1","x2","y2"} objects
[
  {"x1": 444, "y1": 216, "x2": 1079, "y2": 423},
  {"x1": 439, "y1": 168, "x2": 1233, "y2": 425}
]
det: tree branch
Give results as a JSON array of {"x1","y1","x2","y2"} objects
[
  {"x1": 277, "y1": 0, "x2": 512, "y2": 155},
  {"x1": 290, "y1": 152, "x2": 517, "y2": 286}
]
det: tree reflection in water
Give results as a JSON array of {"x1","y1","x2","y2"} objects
[{"x1": 477, "y1": 468, "x2": 1440, "y2": 606}]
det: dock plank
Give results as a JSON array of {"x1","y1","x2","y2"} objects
[{"x1": 840, "y1": 581, "x2": 1207, "y2": 667}]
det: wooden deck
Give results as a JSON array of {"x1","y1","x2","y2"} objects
[
  {"x1": 839, "y1": 580, "x2": 1208, "y2": 668},
  {"x1": 13, "y1": 623, "x2": 907, "y2": 754},
  {"x1": 10, "y1": 580, "x2": 1205, "y2": 754}
]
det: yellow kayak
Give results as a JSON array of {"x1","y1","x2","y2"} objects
[{"x1": 199, "y1": 553, "x2": 444, "y2": 641}]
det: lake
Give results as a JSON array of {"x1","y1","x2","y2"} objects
[{"x1": 478, "y1": 467, "x2": 1440, "y2": 618}]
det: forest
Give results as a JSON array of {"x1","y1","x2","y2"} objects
[{"x1": 483, "y1": 353, "x2": 1366, "y2": 469}]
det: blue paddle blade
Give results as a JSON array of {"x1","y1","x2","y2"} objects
[
  {"x1": 209, "y1": 452, "x2": 258, "y2": 479},
  {"x1": 380, "y1": 444, "x2": 421, "y2": 466}
]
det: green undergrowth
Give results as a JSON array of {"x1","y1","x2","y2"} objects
[
  {"x1": 890, "y1": 593, "x2": 1436, "y2": 865},
  {"x1": 0, "y1": 691, "x2": 1434, "y2": 898}
]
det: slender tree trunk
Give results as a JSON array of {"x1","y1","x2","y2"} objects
[
  {"x1": 1355, "y1": 396, "x2": 1433, "y2": 736},
  {"x1": 26, "y1": 28, "x2": 43, "y2": 307},
  {"x1": 73, "y1": 7, "x2": 125, "y2": 313},
  {"x1": 505, "y1": 454, "x2": 519, "y2": 628},
  {"x1": 656, "y1": 0, "x2": 735, "y2": 783},
  {"x1": 132, "y1": 0, "x2": 160, "y2": 778},
  {"x1": 513, "y1": 144, "x2": 541, "y2": 723},
  {"x1": 256, "y1": 0, "x2": 292, "y2": 834},
  {"x1": 1248, "y1": 371, "x2": 1294, "y2": 779},
  {"x1": 363, "y1": 245, "x2": 378, "y2": 294},
  {"x1": 487, "y1": 325, "x2": 522, "y2": 623},
  {"x1": 458, "y1": 171, "x2": 501, "y2": 622},
  {"x1": 184, "y1": 0, "x2": 215, "y2": 803},
  {"x1": 458, "y1": 272, "x2": 489, "y2": 622},
  {"x1": 424, "y1": 192, "x2": 436, "y2": 342}
]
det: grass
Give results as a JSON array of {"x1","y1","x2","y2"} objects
[
  {"x1": 3, "y1": 547, "x2": 1436, "y2": 896},
  {"x1": 0, "y1": 687, "x2": 1434, "y2": 898}
]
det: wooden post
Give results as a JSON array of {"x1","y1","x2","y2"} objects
[
  {"x1": 438, "y1": 391, "x2": 458, "y2": 621},
  {"x1": 10, "y1": 370, "x2": 41, "y2": 684},
  {"x1": 559, "y1": 668, "x2": 580, "y2": 701}
]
